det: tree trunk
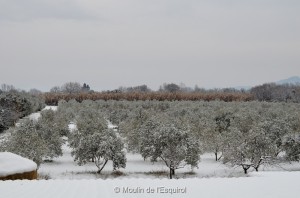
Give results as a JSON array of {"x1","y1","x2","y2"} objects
[
  {"x1": 171, "y1": 169, "x2": 175, "y2": 175},
  {"x1": 243, "y1": 168, "x2": 248, "y2": 174},
  {"x1": 97, "y1": 159, "x2": 108, "y2": 174},
  {"x1": 217, "y1": 153, "x2": 223, "y2": 161},
  {"x1": 215, "y1": 152, "x2": 218, "y2": 161},
  {"x1": 169, "y1": 168, "x2": 173, "y2": 179},
  {"x1": 255, "y1": 158, "x2": 262, "y2": 172}
]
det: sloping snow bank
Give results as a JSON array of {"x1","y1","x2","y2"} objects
[
  {"x1": 0, "y1": 172, "x2": 300, "y2": 198},
  {"x1": 0, "y1": 152, "x2": 37, "y2": 177}
]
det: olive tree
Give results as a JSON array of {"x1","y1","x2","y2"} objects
[
  {"x1": 223, "y1": 107, "x2": 281, "y2": 174},
  {"x1": 69, "y1": 109, "x2": 126, "y2": 174},
  {"x1": 37, "y1": 110, "x2": 65, "y2": 159},
  {"x1": 140, "y1": 116, "x2": 201, "y2": 179},
  {"x1": 2, "y1": 120, "x2": 48, "y2": 166}
]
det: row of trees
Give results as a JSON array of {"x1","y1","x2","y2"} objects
[
  {"x1": 251, "y1": 83, "x2": 300, "y2": 103},
  {"x1": 1, "y1": 104, "x2": 127, "y2": 174},
  {"x1": 44, "y1": 81, "x2": 300, "y2": 105},
  {"x1": 56, "y1": 100, "x2": 300, "y2": 177},
  {"x1": 2, "y1": 99, "x2": 300, "y2": 178},
  {"x1": 50, "y1": 82, "x2": 92, "y2": 94},
  {"x1": 43, "y1": 92, "x2": 253, "y2": 105},
  {"x1": 54, "y1": 100, "x2": 201, "y2": 178}
]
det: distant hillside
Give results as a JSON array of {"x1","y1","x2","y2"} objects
[
  {"x1": 234, "y1": 76, "x2": 300, "y2": 91},
  {"x1": 276, "y1": 76, "x2": 300, "y2": 85}
]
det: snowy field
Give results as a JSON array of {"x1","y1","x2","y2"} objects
[
  {"x1": 38, "y1": 142, "x2": 243, "y2": 179},
  {"x1": 1, "y1": 172, "x2": 300, "y2": 198}
]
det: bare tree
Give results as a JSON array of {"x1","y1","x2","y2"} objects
[
  {"x1": 29, "y1": 88, "x2": 42, "y2": 95},
  {"x1": 160, "y1": 83, "x2": 181, "y2": 93},
  {"x1": 1, "y1": 84, "x2": 15, "y2": 92},
  {"x1": 61, "y1": 82, "x2": 82, "y2": 94},
  {"x1": 50, "y1": 86, "x2": 61, "y2": 93}
]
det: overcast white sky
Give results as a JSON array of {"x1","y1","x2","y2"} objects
[{"x1": 0, "y1": 0, "x2": 299, "y2": 91}]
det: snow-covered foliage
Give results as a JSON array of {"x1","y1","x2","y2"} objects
[
  {"x1": 220, "y1": 103, "x2": 296, "y2": 173},
  {"x1": 81, "y1": 100, "x2": 299, "y2": 175},
  {"x1": 1, "y1": 120, "x2": 48, "y2": 166},
  {"x1": 3, "y1": 99, "x2": 299, "y2": 178},
  {"x1": 69, "y1": 108, "x2": 126, "y2": 173},
  {"x1": 37, "y1": 110, "x2": 65, "y2": 159},
  {"x1": 1, "y1": 110, "x2": 64, "y2": 166},
  {"x1": 119, "y1": 107, "x2": 154, "y2": 152},
  {"x1": 139, "y1": 116, "x2": 201, "y2": 179},
  {"x1": 53, "y1": 100, "x2": 300, "y2": 177}
]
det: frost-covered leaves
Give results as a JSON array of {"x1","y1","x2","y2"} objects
[
  {"x1": 57, "y1": 99, "x2": 300, "y2": 175},
  {"x1": 1, "y1": 110, "x2": 64, "y2": 166},
  {"x1": 222, "y1": 107, "x2": 290, "y2": 173},
  {"x1": 283, "y1": 135, "x2": 300, "y2": 161},
  {"x1": 139, "y1": 116, "x2": 201, "y2": 178},
  {"x1": 38, "y1": 110, "x2": 65, "y2": 159},
  {"x1": 119, "y1": 107, "x2": 154, "y2": 152},
  {"x1": 69, "y1": 110, "x2": 126, "y2": 173},
  {"x1": 2, "y1": 120, "x2": 48, "y2": 166}
]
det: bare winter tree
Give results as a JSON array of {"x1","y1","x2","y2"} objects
[
  {"x1": 122, "y1": 85, "x2": 151, "y2": 93},
  {"x1": 1, "y1": 84, "x2": 15, "y2": 92},
  {"x1": 61, "y1": 82, "x2": 82, "y2": 94},
  {"x1": 160, "y1": 83, "x2": 181, "y2": 93},
  {"x1": 251, "y1": 83, "x2": 300, "y2": 102},
  {"x1": 50, "y1": 86, "x2": 61, "y2": 93},
  {"x1": 29, "y1": 88, "x2": 42, "y2": 95}
]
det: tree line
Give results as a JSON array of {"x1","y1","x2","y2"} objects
[
  {"x1": 2, "y1": 81, "x2": 300, "y2": 106},
  {"x1": 43, "y1": 81, "x2": 300, "y2": 105},
  {"x1": 43, "y1": 92, "x2": 253, "y2": 105}
]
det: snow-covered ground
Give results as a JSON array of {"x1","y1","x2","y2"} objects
[
  {"x1": 1, "y1": 172, "x2": 300, "y2": 198},
  {"x1": 38, "y1": 142, "x2": 245, "y2": 179},
  {"x1": 38, "y1": 141, "x2": 300, "y2": 180}
]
